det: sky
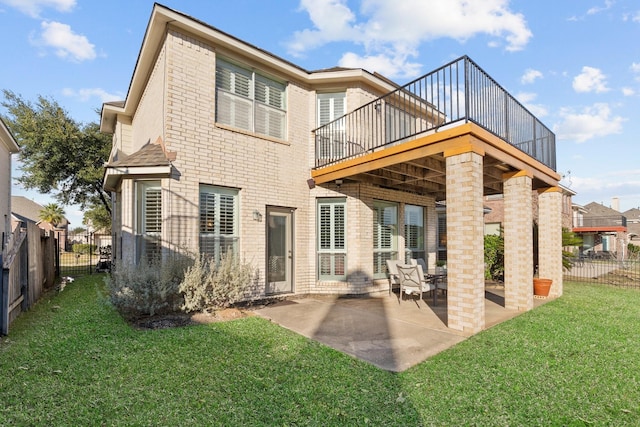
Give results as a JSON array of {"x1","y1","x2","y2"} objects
[{"x1": 1, "y1": 0, "x2": 640, "y2": 228}]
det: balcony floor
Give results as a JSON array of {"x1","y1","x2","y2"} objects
[{"x1": 312, "y1": 122, "x2": 560, "y2": 199}]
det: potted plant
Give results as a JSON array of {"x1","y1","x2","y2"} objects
[{"x1": 533, "y1": 277, "x2": 552, "y2": 297}]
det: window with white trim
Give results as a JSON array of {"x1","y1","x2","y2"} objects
[
  {"x1": 317, "y1": 198, "x2": 346, "y2": 280},
  {"x1": 136, "y1": 181, "x2": 162, "y2": 262},
  {"x1": 317, "y1": 92, "x2": 346, "y2": 161},
  {"x1": 199, "y1": 185, "x2": 239, "y2": 261},
  {"x1": 373, "y1": 201, "x2": 398, "y2": 278},
  {"x1": 215, "y1": 58, "x2": 286, "y2": 139},
  {"x1": 404, "y1": 205, "x2": 425, "y2": 263}
]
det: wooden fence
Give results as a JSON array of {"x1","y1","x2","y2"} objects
[{"x1": 1, "y1": 222, "x2": 56, "y2": 335}]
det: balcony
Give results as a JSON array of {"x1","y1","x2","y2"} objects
[
  {"x1": 312, "y1": 56, "x2": 557, "y2": 198},
  {"x1": 573, "y1": 215, "x2": 628, "y2": 233}
]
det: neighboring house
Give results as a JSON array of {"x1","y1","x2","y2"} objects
[
  {"x1": 101, "y1": 4, "x2": 563, "y2": 333},
  {"x1": 11, "y1": 196, "x2": 69, "y2": 252},
  {"x1": 483, "y1": 184, "x2": 576, "y2": 235},
  {"x1": 572, "y1": 200, "x2": 627, "y2": 259},
  {"x1": 1, "y1": 118, "x2": 20, "y2": 252},
  {"x1": 624, "y1": 207, "x2": 640, "y2": 247}
]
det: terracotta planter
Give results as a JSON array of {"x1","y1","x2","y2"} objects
[{"x1": 533, "y1": 278, "x2": 552, "y2": 297}]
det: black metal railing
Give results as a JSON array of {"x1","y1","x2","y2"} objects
[
  {"x1": 574, "y1": 215, "x2": 627, "y2": 228},
  {"x1": 314, "y1": 56, "x2": 556, "y2": 170}
]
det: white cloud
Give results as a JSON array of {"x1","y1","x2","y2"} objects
[
  {"x1": 339, "y1": 51, "x2": 422, "y2": 79},
  {"x1": 572, "y1": 66, "x2": 609, "y2": 93},
  {"x1": 553, "y1": 103, "x2": 624, "y2": 142},
  {"x1": 622, "y1": 87, "x2": 635, "y2": 96},
  {"x1": 0, "y1": 0, "x2": 75, "y2": 18},
  {"x1": 632, "y1": 62, "x2": 640, "y2": 81},
  {"x1": 289, "y1": 0, "x2": 532, "y2": 78},
  {"x1": 62, "y1": 88, "x2": 123, "y2": 103},
  {"x1": 34, "y1": 21, "x2": 96, "y2": 62},
  {"x1": 521, "y1": 68, "x2": 542, "y2": 84},
  {"x1": 587, "y1": 0, "x2": 614, "y2": 15}
]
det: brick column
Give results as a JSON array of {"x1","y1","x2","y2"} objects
[
  {"x1": 445, "y1": 150, "x2": 485, "y2": 332},
  {"x1": 503, "y1": 171, "x2": 533, "y2": 311},
  {"x1": 538, "y1": 187, "x2": 563, "y2": 297}
]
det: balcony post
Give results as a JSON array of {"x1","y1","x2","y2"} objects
[
  {"x1": 503, "y1": 171, "x2": 533, "y2": 311},
  {"x1": 538, "y1": 187, "x2": 563, "y2": 297},
  {"x1": 445, "y1": 148, "x2": 485, "y2": 333}
]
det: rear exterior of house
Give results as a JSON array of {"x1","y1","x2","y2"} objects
[
  {"x1": 1, "y1": 118, "x2": 19, "y2": 251},
  {"x1": 102, "y1": 4, "x2": 563, "y2": 333}
]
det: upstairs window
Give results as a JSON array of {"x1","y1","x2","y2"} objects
[
  {"x1": 216, "y1": 58, "x2": 287, "y2": 140},
  {"x1": 317, "y1": 92, "x2": 346, "y2": 161}
]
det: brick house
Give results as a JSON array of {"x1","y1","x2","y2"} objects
[
  {"x1": 1, "y1": 118, "x2": 19, "y2": 251},
  {"x1": 101, "y1": 4, "x2": 562, "y2": 333},
  {"x1": 483, "y1": 184, "x2": 576, "y2": 234}
]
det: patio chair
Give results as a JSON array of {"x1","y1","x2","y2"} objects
[
  {"x1": 396, "y1": 264, "x2": 437, "y2": 305},
  {"x1": 385, "y1": 259, "x2": 401, "y2": 295}
]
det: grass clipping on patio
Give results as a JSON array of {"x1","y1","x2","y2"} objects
[{"x1": 1, "y1": 277, "x2": 639, "y2": 425}]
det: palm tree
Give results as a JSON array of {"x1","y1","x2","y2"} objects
[{"x1": 39, "y1": 203, "x2": 65, "y2": 227}]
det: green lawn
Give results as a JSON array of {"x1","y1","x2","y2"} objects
[{"x1": 1, "y1": 277, "x2": 639, "y2": 426}]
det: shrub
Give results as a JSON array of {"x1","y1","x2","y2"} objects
[
  {"x1": 180, "y1": 252, "x2": 256, "y2": 312},
  {"x1": 484, "y1": 234, "x2": 504, "y2": 281},
  {"x1": 105, "y1": 254, "x2": 193, "y2": 318}
]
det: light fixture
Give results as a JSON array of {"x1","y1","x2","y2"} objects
[
  {"x1": 252, "y1": 210, "x2": 263, "y2": 222},
  {"x1": 307, "y1": 178, "x2": 316, "y2": 189},
  {"x1": 335, "y1": 179, "x2": 343, "y2": 189}
]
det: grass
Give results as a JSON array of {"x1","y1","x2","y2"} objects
[{"x1": 1, "y1": 277, "x2": 639, "y2": 426}]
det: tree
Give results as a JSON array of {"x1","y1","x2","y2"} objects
[
  {"x1": 39, "y1": 203, "x2": 65, "y2": 227},
  {"x1": 83, "y1": 202, "x2": 112, "y2": 231},
  {"x1": 1, "y1": 90, "x2": 112, "y2": 214},
  {"x1": 562, "y1": 227, "x2": 583, "y2": 271}
]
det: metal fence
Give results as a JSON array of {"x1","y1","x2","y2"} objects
[
  {"x1": 57, "y1": 232, "x2": 112, "y2": 277},
  {"x1": 564, "y1": 257, "x2": 640, "y2": 289},
  {"x1": 314, "y1": 55, "x2": 556, "y2": 170}
]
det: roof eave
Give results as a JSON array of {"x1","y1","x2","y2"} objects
[
  {"x1": 110, "y1": 4, "x2": 399, "y2": 127},
  {"x1": 0, "y1": 118, "x2": 19, "y2": 153},
  {"x1": 103, "y1": 164, "x2": 172, "y2": 192}
]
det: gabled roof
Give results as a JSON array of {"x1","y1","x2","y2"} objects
[
  {"x1": 623, "y1": 208, "x2": 640, "y2": 223},
  {"x1": 0, "y1": 118, "x2": 19, "y2": 153},
  {"x1": 103, "y1": 139, "x2": 174, "y2": 191},
  {"x1": 11, "y1": 196, "x2": 69, "y2": 227},
  {"x1": 583, "y1": 201, "x2": 621, "y2": 217}
]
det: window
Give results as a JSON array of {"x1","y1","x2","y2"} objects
[
  {"x1": 373, "y1": 201, "x2": 398, "y2": 277},
  {"x1": 317, "y1": 92, "x2": 345, "y2": 126},
  {"x1": 437, "y1": 213, "x2": 447, "y2": 263},
  {"x1": 485, "y1": 222, "x2": 501, "y2": 236},
  {"x1": 317, "y1": 198, "x2": 346, "y2": 280},
  {"x1": 317, "y1": 92, "x2": 346, "y2": 161},
  {"x1": 216, "y1": 58, "x2": 286, "y2": 139},
  {"x1": 136, "y1": 181, "x2": 162, "y2": 262},
  {"x1": 199, "y1": 185, "x2": 239, "y2": 261},
  {"x1": 404, "y1": 205, "x2": 425, "y2": 262}
]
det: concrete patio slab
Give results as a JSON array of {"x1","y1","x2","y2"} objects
[{"x1": 255, "y1": 287, "x2": 548, "y2": 372}]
